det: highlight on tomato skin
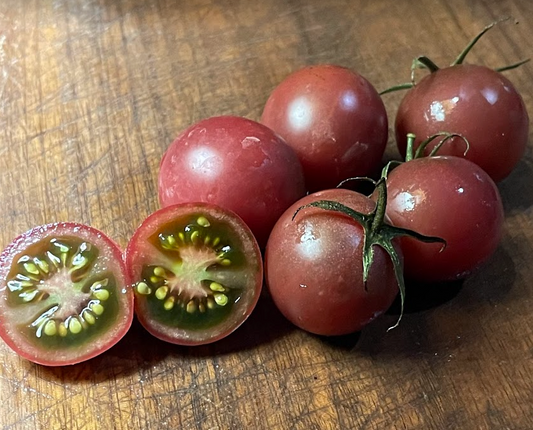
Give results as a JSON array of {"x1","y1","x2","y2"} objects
[
  {"x1": 0, "y1": 223, "x2": 134, "y2": 366},
  {"x1": 126, "y1": 203, "x2": 263, "y2": 346}
]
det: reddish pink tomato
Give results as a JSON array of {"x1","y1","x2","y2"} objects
[
  {"x1": 395, "y1": 64, "x2": 529, "y2": 182},
  {"x1": 385, "y1": 156, "x2": 504, "y2": 282},
  {"x1": 158, "y1": 116, "x2": 306, "y2": 247},
  {"x1": 0, "y1": 223, "x2": 134, "y2": 366},
  {"x1": 126, "y1": 203, "x2": 263, "y2": 345},
  {"x1": 265, "y1": 189, "x2": 398, "y2": 336},
  {"x1": 261, "y1": 65, "x2": 388, "y2": 191}
]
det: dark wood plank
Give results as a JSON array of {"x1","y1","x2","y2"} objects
[{"x1": 0, "y1": 0, "x2": 532, "y2": 428}]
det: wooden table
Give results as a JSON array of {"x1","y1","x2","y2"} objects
[{"x1": 0, "y1": 0, "x2": 532, "y2": 428}]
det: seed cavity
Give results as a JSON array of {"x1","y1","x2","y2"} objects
[
  {"x1": 43, "y1": 320, "x2": 57, "y2": 336},
  {"x1": 90, "y1": 302, "x2": 104, "y2": 316},
  {"x1": 153, "y1": 267, "x2": 166, "y2": 277},
  {"x1": 209, "y1": 282, "x2": 225, "y2": 292},
  {"x1": 82, "y1": 310, "x2": 96, "y2": 325},
  {"x1": 214, "y1": 293, "x2": 228, "y2": 306},
  {"x1": 164, "y1": 296, "x2": 175, "y2": 310},
  {"x1": 136, "y1": 282, "x2": 152, "y2": 295},
  {"x1": 197, "y1": 216, "x2": 210, "y2": 227},
  {"x1": 68, "y1": 317, "x2": 82, "y2": 334},
  {"x1": 93, "y1": 289, "x2": 110, "y2": 301},
  {"x1": 155, "y1": 286, "x2": 169, "y2": 300},
  {"x1": 186, "y1": 300, "x2": 197, "y2": 313}
]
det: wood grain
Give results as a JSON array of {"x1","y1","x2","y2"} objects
[{"x1": 0, "y1": 0, "x2": 532, "y2": 429}]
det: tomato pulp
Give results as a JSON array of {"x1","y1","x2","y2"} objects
[
  {"x1": 0, "y1": 223, "x2": 134, "y2": 366},
  {"x1": 126, "y1": 203, "x2": 263, "y2": 345}
]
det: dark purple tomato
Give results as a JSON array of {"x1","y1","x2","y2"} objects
[
  {"x1": 0, "y1": 223, "x2": 134, "y2": 366},
  {"x1": 158, "y1": 116, "x2": 306, "y2": 248},
  {"x1": 265, "y1": 189, "x2": 399, "y2": 336},
  {"x1": 396, "y1": 64, "x2": 529, "y2": 182},
  {"x1": 261, "y1": 65, "x2": 388, "y2": 191},
  {"x1": 385, "y1": 155, "x2": 504, "y2": 282},
  {"x1": 126, "y1": 203, "x2": 263, "y2": 345}
]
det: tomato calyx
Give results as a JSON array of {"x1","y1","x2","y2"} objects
[
  {"x1": 379, "y1": 17, "x2": 530, "y2": 95},
  {"x1": 293, "y1": 178, "x2": 445, "y2": 330}
]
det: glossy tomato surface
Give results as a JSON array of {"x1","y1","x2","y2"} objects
[
  {"x1": 261, "y1": 65, "x2": 388, "y2": 191},
  {"x1": 158, "y1": 116, "x2": 306, "y2": 247},
  {"x1": 0, "y1": 223, "x2": 134, "y2": 366},
  {"x1": 126, "y1": 203, "x2": 263, "y2": 345},
  {"x1": 385, "y1": 156, "x2": 504, "y2": 282},
  {"x1": 396, "y1": 64, "x2": 529, "y2": 182},
  {"x1": 265, "y1": 189, "x2": 398, "y2": 336}
]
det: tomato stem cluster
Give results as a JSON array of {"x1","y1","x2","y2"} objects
[
  {"x1": 379, "y1": 17, "x2": 529, "y2": 95},
  {"x1": 293, "y1": 178, "x2": 445, "y2": 331}
]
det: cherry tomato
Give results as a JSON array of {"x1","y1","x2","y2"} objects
[
  {"x1": 395, "y1": 64, "x2": 529, "y2": 182},
  {"x1": 126, "y1": 203, "x2": 263, "y2": 345},
  {"x1": 0, "y1": 223, "x2": 134, "y2": 366},
  {"x1": 158, "y1": 116, "x2": 306, "y2": 247},
  {"x1": 385, "y1": 155, "x2": 504, "y2": 282},
  {"x1": 265, "y1": 189, "x2": 399, "y2": 336},
  {"x1": 261, "y1": 65, "x2": 388, "y2": 191}
]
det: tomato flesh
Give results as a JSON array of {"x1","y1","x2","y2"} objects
[
  {"x1": 265, "y1": 189, "x2": 399, "y2": 336},
  {"x1": 126, "y1": 203, "x2": 263, "y2": 345},
  {"x1": 395, "y1": 64, "x2": 529, "y2": 182},
  {"x1": 385, "y1": 156, "x2": 504, "y2": 282},
  {"x1": 0, "y1": 223, "x2": 134, "y2": 366}
]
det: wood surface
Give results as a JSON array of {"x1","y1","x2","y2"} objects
[{"x1": 0, "y1": 0, "x2": 532, "y2": 429}]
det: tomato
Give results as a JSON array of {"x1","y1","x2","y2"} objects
[
  {"x1": 126, "y1": 203, "x2": 263, "y2": 345},
  {"x1": 0, "y1": 223, "x2": 134, "y2": 366},
  {"x1": 261, "y1": 65, "x2": 388, "y2": 191},
  {"x1": 395, "y1": 64, "x2": 529, "y2": 182},
  {"x1": 158, "y1": 116, "x2": 306, "y2": 248},
  {"x1": 385, "y1": 155, "x2": 504, "y2": 282},
  {"x1": 265, "y1": 189, "x2": 399, "y2": 336}
]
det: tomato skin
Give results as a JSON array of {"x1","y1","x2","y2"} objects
[
  {"x1": 265, "y1": 189, "x2": 398, "y2": 336},
  {"x1": 395, "y1": 64, "x2": 529, "y2": 182},
  {"x1": 158, "y1": 116, "x2": 306, "y2": 248},
  {"x1": 261, "y1": 65, "x2": 388, "y2": 191},
  {"x1": 0, "y1": 223, "x2": 134, "y2": 366},
  {"x1": 126, "y1": 203, "x2": 263, "y2": 346},
  {"x1": 385, "y1": 156, "x2": 504, "y2": 282}
]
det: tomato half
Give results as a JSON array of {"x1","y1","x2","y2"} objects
[
  {"x1": 265, "y1": 189, "x2": 399, "y2": 336},
  {"x1": 385, "y1": 155, "x2": 504, "y2": 282},
  {"x1": 0, "y1": 223, "x2": 134, "y2": 366},
  {"x1": 126, "y1": 203, "x2": 263, "y2": 345},
  {"x1": 158, "y1": 115, "x2": 306, "y2": 248},
  {"x1": 395, "y1": 64, "x2": 529, "y2": 182},
  {"x1": 261, "y1": 64, "x2": 388, "y2": 191}
]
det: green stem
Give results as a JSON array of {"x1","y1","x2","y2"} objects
[
  {"x1": 495, "y1": 58, "x2": 530, "y2": 72},
  {"x1": 452, "y1": 17, "x2": 514, "y2": 66},
  {"x1": 379, "y1": 82, "x2": 414, "y2": 96},
  {"x1": 405, "y1": 133, "x2": 417, "y2": 162}
]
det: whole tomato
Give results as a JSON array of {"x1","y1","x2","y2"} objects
[
  {"x1": 261, "y1": 65, "x2": 388, "y2": 191},
  {"x1": 158, "y1": 116, "x2": 306, "y2": 247},
  {"x1": 395, "y1": 64, "x2": 528, "y2": 182},
  {"x1": 386, "y1": 19, "x2": 529, "y2": 182}
]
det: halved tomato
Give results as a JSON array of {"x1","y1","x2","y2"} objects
[
  {"x1": 126, "y1": 203, "x2": 263, "y2": 345},
  {"x1": 0, "y1": 223, "x2": 134, "y2": 366}
]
